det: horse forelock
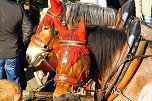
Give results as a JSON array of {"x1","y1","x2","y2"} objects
[
  {"x1": 65, "y1": 2, "x2": 118, "y2": 27},
  {"x1": 86, "y1": 26, "x2": 127, "y2": 79}
]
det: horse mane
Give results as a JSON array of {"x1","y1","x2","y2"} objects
[
  {"x1": 65, "y1": 1, "x2": 118, "y2": 27},
  {"x1": 86, "y1": 26, "x2": 127, "y2": 80}
]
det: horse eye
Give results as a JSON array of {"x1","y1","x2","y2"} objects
[{"x1": 43, "y1": 27, "x2": 50, "y2": 30}]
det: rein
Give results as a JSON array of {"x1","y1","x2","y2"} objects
[
  {"x1": 92, "y1": 38, "x2": 152, "y2": 101},
  {"x1": 97, "y1": 19, "x2": 152, "y2": 100},
  {"x1": 102, "y1": 19, "x2": 141, "y2": 100}
]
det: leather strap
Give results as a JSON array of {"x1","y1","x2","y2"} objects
[
  {"x1": 31, "y1": 35, "x2": 46, "y2": 48},
  {"x1": 47, "y1": 10, "x2": 60, "y2": 19},
  {"x1": 54, "y1": 74, "x2": 79, "y2": 86},
  {"x1": 59, "y1": 41, "x2": 86, "y2": 46}
]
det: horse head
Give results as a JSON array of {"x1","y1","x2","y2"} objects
[
  {"x1": 26, "y1": 0, "x2": 62, "y2": 70},
  {"x1": 52, "y1": 17, "x2": 90, "y2": 101},
  {"x1": 26, "y1": 24, "x2": 58, "y2": 70}
]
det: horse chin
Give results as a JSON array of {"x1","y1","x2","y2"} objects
[
  {"x1": 53, "y1": 92, "x2": 81, "y2": 101},
  {"x1": 33, "y1": 59, "x2": 44, "y2": 67},
  {"x1": 28, "y1": 58, "x2": 43, "y2": 68}
]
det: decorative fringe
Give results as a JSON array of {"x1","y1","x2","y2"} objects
[{"x1": 54, "y1": 45, "x2": 89, "y2": 65}]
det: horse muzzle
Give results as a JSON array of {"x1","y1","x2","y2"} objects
[
  {"x1": 53, "y1": 92, "x2": 81, "y2": 101},
  {"x1": 26, "y1": 53, "x2": 45, "y2": 67}
]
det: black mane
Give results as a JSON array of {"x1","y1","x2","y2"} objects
[
  {"x1": 86, "y1": 26, "x2": 127, "y2": 80},
  {"x1": 65, "y1": 1, "x2": 118, "y2": 27}
]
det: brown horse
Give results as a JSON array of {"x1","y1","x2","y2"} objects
[
  {"x1": 51, "y1": 16, "x2": 152, "y2": 101},
  {"x1": 26, "y1": 0, "x2": 134, "y2": 69},
  {"x1": 26, "y1": 0, "x2": 152, "y2": 99},
  {"x1": 26, "y1": 6, "x2": 151, "y2": 101},
  {"x1": 26, "y1": 0, "x2": 118, "y2": 69},
  {"x1": 52, "y1": 17, "x2": 90, "y2": 101}
]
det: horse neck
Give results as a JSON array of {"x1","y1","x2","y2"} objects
[
  {"x1": 98, "y1": 49, "x2": 122, "y2": 87},
  {"x1": 87, "y1": 26, "x2": 127, "y2": 85}
]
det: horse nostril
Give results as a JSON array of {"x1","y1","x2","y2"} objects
[{"x1": 26, "y1": 54, "x2": 31, "y2": 62}]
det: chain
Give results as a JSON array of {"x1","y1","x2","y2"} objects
[{"x1": 116, "y1": 89, "x2": 131, "y2": 101}]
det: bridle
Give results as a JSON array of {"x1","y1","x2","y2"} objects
[
  {"x1": 29, "y1": 7, "x2": 64, "y2": 69},
  {"x1": 30, "y1": 24, "x2": 57, "y2": 71},
  {"x1": 54, "y1": 29, "x2": 87, "y2": 90}
]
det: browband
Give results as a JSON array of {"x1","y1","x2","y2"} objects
[{"x1": 59, "y1": 41, "x2": 86, "y2": 46}]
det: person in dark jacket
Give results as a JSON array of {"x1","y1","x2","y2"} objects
[
  {"x1": 0, "y1": 0, "x2": 33, "y2": 89},
  {"x1": 119, "y1": 0, "x2": 127, "y2": 6}
]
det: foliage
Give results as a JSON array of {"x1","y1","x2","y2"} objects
[{"x1": 15, "y1": 0, "x2": 79, "y2": 27}]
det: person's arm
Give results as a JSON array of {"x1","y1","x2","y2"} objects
[
  {"x1": 22, "y1": 12, "x2": 33, "y2": 48},
  {"x1": 134, "y1": 0, "x2": 143, "y2": 20}
]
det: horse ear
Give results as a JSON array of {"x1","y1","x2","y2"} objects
[
  {"x1": 53, "y1": 17, "x2": 67, "y2": 36},
  {"x1": 78, "y1": 19, "x2": 86, "y2": 42},
  {"x1": 49, "y1": 0, "x2": 62, "y2": 15}
]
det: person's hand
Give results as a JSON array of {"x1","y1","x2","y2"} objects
[{"x1": 136, "y1": 12, "x2": 144, "y2": 20}]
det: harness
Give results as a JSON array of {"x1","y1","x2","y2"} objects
[
  {"x1": 115, "y1": 0, "x2": 134, "y2": 29},
  {"x1": 98, "y1": 19, "x2": 152, "y2": 101}
]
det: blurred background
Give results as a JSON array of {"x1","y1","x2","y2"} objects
[{"x1": 14, "y1": 0, "x2": 78, "y2": 29}]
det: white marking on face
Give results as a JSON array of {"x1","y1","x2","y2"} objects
[{"x1": 26, "y1": 47, "x2": 43, "y2": 63}]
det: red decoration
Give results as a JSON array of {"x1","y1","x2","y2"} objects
[
  {"x1": 53, "y1": 16, "x2": 89, "y2": 65},
  {"x1": 49, "y1": 0, "x2": 62, "y2": 15},
  {"x1": 36, "y1": 14, "x2": 53, "y2": 33},
  {"x1": 36, "y1": 0, "x2": 62, "y2": 33}
]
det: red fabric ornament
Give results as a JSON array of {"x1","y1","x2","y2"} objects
[
  {"x1": 53, "y1": 17, "x2": 89, "y2": 65},
  {"x1": 78, "y1": 19, "x2": 86, "y2": 42},
  {"x1": 49, "y1": 0, "x2": 62, "y2": 15},
  {"x1": 54, "y1": 46, "x2": 89, "y2": 65},
  {"x1": 53, "y1": 17, "x2": 87, "y2": 42},
  {"x1": 36, "y1": 14, "x2": 54, "y2": 33},
  {"x1": 36, "y1": 0, "x2": 62, "y2": 33}
]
